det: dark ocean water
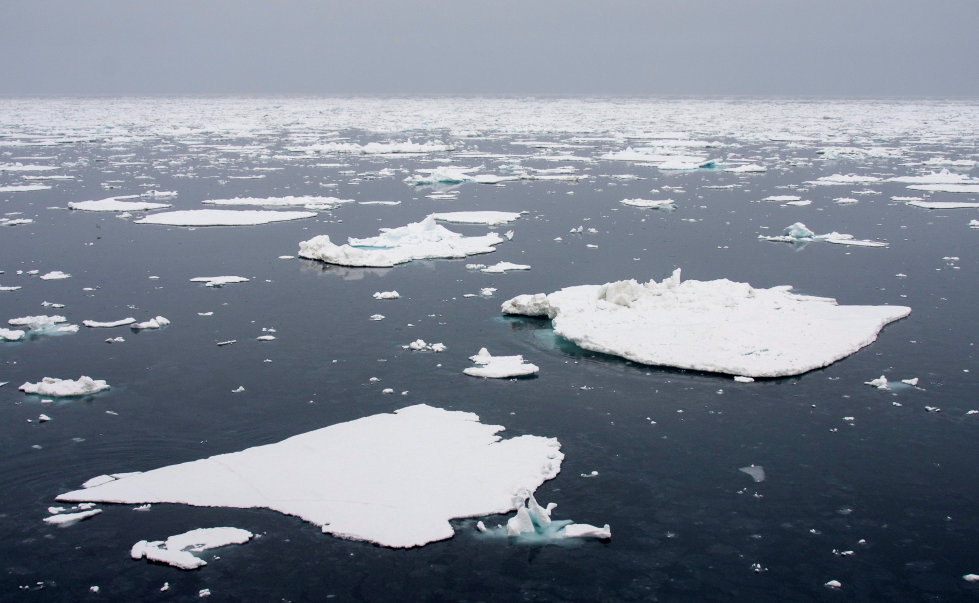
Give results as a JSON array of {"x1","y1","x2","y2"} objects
[{"x1": 0, "y1": 97, "x2": 977, "y2": 601}]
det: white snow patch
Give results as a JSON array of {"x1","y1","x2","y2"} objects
[
  {"x1": 464, "y1": 348, "x2": 539, "y2": 379},
  {"x1": 56, "y1": 404, "x2": 564, "y2": 548},
  {"x1": 501, "y1": 269, "x2": 910, "y2": 378}
]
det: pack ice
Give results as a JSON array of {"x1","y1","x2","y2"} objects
[
  {"x1": 55, "y1": 404, "x2": 564, "y2": 548},
  {"x1": 501, "y1": 269, "x2": 910, "y2": 378},
  {"x1": 298, "y1": 215, "x2": 504, "y2": 267}
]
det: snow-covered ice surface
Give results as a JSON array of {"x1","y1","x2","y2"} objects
[
  {"x1": 464, "y1": 348, "x2": 540, "y2": 378},
  {"x1": 20, "y1": 376, "x2": 110, "y2": 397},
  {"x1": 430, "y1": 211, "x2": 524, "y2": 226},
  {"x1": 2, "y1": 96, "x2": 978, "y2": 600},
  {"x1": 68, "y1": 197, "x2": 172, "y2": 212},
  {"x1": 502, "y1": 269, "x2": 910, "y2": 377},
  {"x1": 759, "y1": 222, "x2": 888, "y2": 247},
  {"x1": 135, "y1": 209, "x2": 316, "y2": 226},
  {"x1": 57, "y1": 405, "x2": 563, "y2": 548},
  {"x1": 130, "y1": 527, "x2": 253, "y2": 570}
]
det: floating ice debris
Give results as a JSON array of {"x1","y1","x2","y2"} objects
[
  {"x1": 658, "y1": 158, "x2": 715, "y2": 170},
  {"x1": 964, "y1": 574, "x2": 979, "y2": 583},
  {"x1": 1, "y1": 328, "x2": 26, "y2": 341},
  {"x1": 464, "y1": 348, "x2": 539, "y2": 379},
  {"x1": 0, "y1": 163, "x2": 58, "y2": 172},
  {"x1": 190, "y1": 276, "x2": 250, "y2": 287},
  {"x1": 759, "y1": 222, "x2": 887, "y2": 247},
  {"x1": 905, "y1": 200, "x2": 979, "y2": 209},
  {"x1": 298, "y1": 216, "x2": 504, "y2": 268},
  {"x1": 405, "y1": 339, "x2": 446, "y2": 352},
  {"x1": 824, "y1": 580, "x2": 842, "y2": 589},
  {"x1": 83, "y1": 318, "x2": 136, "y2": 328},
  {"x1": 906, "y1": 183, "x2": 979, "y2": 193},
  {"x1": 807, "y1": 174, "x2": 882, "y2": 185},
  {"x1": 404, "y1": 165, "x2": 480, "y2": 185},
  {"x1": 865, "y1": 376, "x2": 889, "y2": 389},
  {"x1": 1, "y1": 217, "x2": 33, "y2": 226},
  {"x1": 480, "y1": 262, "x2": 531, "y2": 274},
  {"x1": 38, "y1": 414, "x2": 51, "y2": 422},
  {"x1": 901, "y1": 377, "x2": 919, "y2": 386},
  {"x1": 201, "y1": 196, "x2": 353, "y2": 210},
  {"x1": 216, "y1": 340, "x2": 236, "y2": 347},
  {"x1": 231, "y1": 386, "x2": 245, "y2": 393},
  {"x1": 834, "y1": 197, "x2": 859, "y2": 204},
  {"x1": 105, "y1": 337, "x2": 125, "y2": 343},
  {"x1": 886, "y1": 169, "x2": 977, "y2": 185},
  {"x1": 256, "y1": 335, "x2": 276, "y2": 341},
  {"x1": 359, "y1": 200, "x2": 401, "y2": 206},
  {"x1": 431, "y1": 211, "x2": 524, "y2": 226},
  {"x1": 0, "y1": 285, "x2": 22, "y2": 291},
  {"x1": 924, "y1": 158, "x2": 977, "y2": 168},
  {"x1": 925, "y1": 406, "x2": 941, "y2": 413},
  {"x1": 39, "y1": 271, "x2": 71, "y2": 280},
  {"x1": 480, "y1": 287, "x2": 497, "y2": 296},
  {"x1": 68, "y1": 197, "x2": 172, "y2": 212},
  {"x1": 20, "y1": 376, "x2": 110, "y2": 397},
  {"x1": 970, "y1": 219, "x2": 979, "y2": 229},
  {"x1": 761, "y1": 195, "x2": 801, "y2": 202},
  {"x1": 501, "y1": 269, "x2": 910, "y2": 378},
  {"x1": 56, "y1": 404, "x2": 563, "y2": 548},
  {"x1": 130, "y1": 527, "x2": 253, "y2": 571},
  {"x1": 370, "y1": 314, "x2": 385, "y2": 321},
  {"x1": 733, "y1": 376, "x2": 754, "y2": 383},
  {"x1": 0, "y1": 184, "x2": 51, "y2": 192},
  {"x1": 135, "y1": 209, "x2": 316, "y2": 227},
  {"x1": 289, "y1": 140, "x2": 450, "y2": 155},
  {"x1": 724, "y1": 163, "x2": 766, "y2": 173},
  {"x1": 491, "y1": 493, "x2": 609, "y2": 541},
  {"x1": 619, "y1": 198, "x2": 675, "y2": 209},
  {"x1": 739, "y1": 465, "x2": 766, "y2": 483},
  {"x1": 43, "y1": 508, "x2": 102, "y2": 526},
  {"x1": 8, "y1": 314, "x2": 78, "y2": 334},
  {"x1": 373, "y1": 291, "x2": 400, "y2": 300},
  {"x1": 784, "y1": 200, "x2": 812, "y2": 206},
  {"x1": 132, "y1": 316, "x2": 170, "y2": 330}
]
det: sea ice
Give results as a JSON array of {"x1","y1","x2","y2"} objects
[
  {"x1": 83, "y1": 318, "x2": 136, "y2": 328},
  {"x1": 20, "y1": 376, "x2": 110, "y2": 397},
  {"x1": 739, "y1": 465, "x2": 766, "y2": 483},
  {"x1": 289, "y1": 140, "x2": 450, "y2": 155},
  {"x1": 807, "y1": 174, "x2": 882, "y2": 185},
  {"x1": 56, "y1": 404, "x2": 564, "y2": 548},
  {"x1": 8, "y1": 315, "x2": 78, "y2": 334},
  {"x1": 1, "y1": 328, "x2": 25, "y2": 341},
  {"x1": 68, "y1": 197, "x2": 172, "y2": 212},
  {"x1": 190, "y1": 276, "x2": 250, "y2": 287},
  {"x1": 886, "y1": 169, "x2": 977, "y2": 184},
  {"x1": 43, "y1": 509, "x2": 102, "y2": 525},
  {"x1": 132, "y1": 316, "x2": 170, "y2": 330},
  {"x1": 464, "y1": 348, "x2": 539, "y2": 379},
  {"x1": 759, "y1": 222, "x2": 887, "y2": 247},
  {"x1": 39, "y1": 271, "x2": 71, "y2": 280},
  {"x1": 970, "y1": 220, "x2": 979, "y2": 229},
  {"x1": 0, "y1": 184, "x2": 51, "y2": 192},
  {"x1": 905, "y1": 200, "x2": 979, "y2": 209},
  {"x1": 373, "y1": 291, "x2": 400, "y2": 300},
  {"x1": 724, "y1": 163, "x2": 766, "y2": 173},
  {"x1": 761, "y1": 195, "x2": 801, "y2": 202},
  {"x1": 430, "y1": 211, "x2": 524, "y2": 226},
  {"x1": 906, "y1": 183, "x2": 979, "y2": 193},
  {"x1": 130, "y1": 527, "x2": 253, "y2": 570},
  {"x1": 135, "y1": 209, "x2": 316, "y2": 226},
  {"x1": 487, "y1": 494, "x2": 609, "y2": 541},
  {"x1": 619, "y1": 198, "x2": 675, "y2": 209},
  {"x1": 201, "y1": 196, "x2": 353, "y2": 210},
  {"x1": 501, "y1": 269, "x2": 910, "y2": 378},
  {"x1": 480, "y1": 262, "x2": 532, "y2": 273},
  {"x1": 298, "y1": 216, "x2": 504, "y2": 267}
]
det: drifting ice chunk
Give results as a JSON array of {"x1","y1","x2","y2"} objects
[
  {"x1": 0, "y1": 184, "x2": 51, "y2": 192},
  {"x1": 132, "y1": 316, "x2": 170, "y2": 330},
  {"x1": 130, "y1": 527, "x2": 253, "y2": 570},
  {"x1": 373, "y1": 291, "x2": 400, "y2": 300},
  {"x1": 298, "y1": 216, "x2": 504, "y2": 267},
  {"x1": 190, "y1": 276, "x2": 250, "y2": 287},
  {"x1": 620, "y1": 198, "x2": 675, "y2": 209},
  {"x1": 759, "y1": 222, "x2": 887, "y2": 247},
  {"x1": 497, "y1": 494, "x2": 610, "y2": 541},
  {"x1": 135, "y1": 209, "x2": 316, "y2": 226},
  {"x1": 55, "y1": 404, "x2": 564, "y2": 548},
  {"x1": 724, "y1": 163, "x2": 766, "y2": 173},
  {"x1": 480, "y1": 262, "x2": 531, "y2": 273},
  {"x1": 39, "y1": 271, "x2": 71, "y2": 280},
  {"x1": 431, "y1": 211, "x2": 524, "y2": 226},
  {"x1": 405, "y1": 339, "x2": 445, "y2": 352},
  {"x1": 68, "y1": 197, "x2": 172, "y2": 212},
  {"x1": 906, "y1": 183, "x2": 979, "y2": 193},
  {"x1": 8, "y1": 315, "x2": 78, "y2": 334},
  {"x1": 970, "y1": 220, "x2": 979, "y2": 229},
  {"x1": 886, "y1": 169, "x2": 977, "y2": 184},
  {"x1": 739, "y1": 465, "x2": 766, "y2": 483},
  {"x1": 501, "y1": 269, "x2": 910, "y2": 378},
  {"x1": 806, "y1": 174, "x2": 882, "y2": 185},
  {"x1": 201, "y1": 196, "x2": 353, "y2": 209},
  {"x1": 905, "y1": 200, "x2": 979, "y2": 209},
  {"x1": 20, "y1": 376, "x2": 109, "y2": 397},
  {"x1": 761, "y1": 195, "x2": 801, "y2": 202},
  {"x1": 43, "y1": 508, "x2": 102, "y2": 525},
  {"x1": 83, "y1": 318, "x2": 136, "y2": 328},
  {"x1": 1, "y1": 328, "x2": 26, "y2": 341},
  {"x1": 464, "y1": 348, "x2": 539, "y2": 378}
]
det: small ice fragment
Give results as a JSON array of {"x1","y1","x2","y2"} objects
[
  {"x1": 865, "y1": 375, "x2": 888, "y2": 389},
  {"x1": 733, "y1": 376, "x2": 754, "y2": 383},
  {"x1": 190, "y1": 276, "x2": 249, "y2": 287},
  {"x1": 256, "y1": 335, "x2": 276, "y2": 341},
  {"x1": 481, "y1": 262, "x2": 531, "y2": 273},
  {"x1": 131, "y1": 316, "x2": 170, "y2": 330},
  {"x1": 83, "y1": 317, "x2": 136, "y2": 328},
  {"x1": 900, "y1": 377, "x2": 918, "y2": 386},
  {"x1": 373, "y1": 291, "x2": 400, "y2": 300},
  {"x1": 480, "y1": 287, "x2": 497, "y2": 296},
  {"x1": 964, "y1": 574, "x2": 979, "y2": 583},
  {"x1": 475, "y1": 521, "x2": 487, "y2": 533},
  {"x1": 105, "y1": 337, "x2": 125, "y2": 343},
  {"x1": 381, "y1": 388, "x2": 394, "y2": 394},
  {"x1": 216, "y1": 340, "x2": 236, "y2": 347},
  {"x1": 925, "y1": 406, "x2": 941, "y2": 413},
  {"x1": 199, "y1": 589, "x2": 211, "y2": 597},
  {"x1": 39, "y1": 271, "x2": 71, "y2": 280},
  {"x1": 739, "y1": 465, "x2": 766, "y2": 483},
  {"x1": 43, "y1": 508, "x2": 102, "y2": 525},
  {"x1": 824, "y1": 580, "x2": 842, "y2": 589},
  {"x1": 38, "y1": 414, "x2": 51, "y2": 422},
  {"x1": 231, "y1": 386, "x2": 245, "y2": 393},
  {"x1": 130, "y1": 527, "x2": 253, "y2": 570},
  {"x1": 89, "y1": 586, "x2": 99, "y2": 593},
  {"x1": 370, "y1": 314, "x2": 385, "y2": 321},
  {"x1": 580, "y1": 471, "x2": 599, "y2": 478},
  {"x1": 464, "y1": 348, "x2": 539, "y2": 378}
]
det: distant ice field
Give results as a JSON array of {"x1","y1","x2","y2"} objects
[{"x1": 1, "y1": 96, "x2": 978, "y2": 601}]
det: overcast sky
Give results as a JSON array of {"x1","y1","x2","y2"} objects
[{"x1": 1, "y1": 0, "x2": 976, "y2": 97}]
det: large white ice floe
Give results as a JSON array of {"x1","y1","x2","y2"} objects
[
  {"x1": 905, "y1": 183, "x2": 979, "y2": 194},
  {"x1": 130, "y1": 527, "x2": 253, "y2": 570},
  {"x1": 430, "y1": 211, "x2": 525, "y2": 226},
  {"x1": 501, "y1": 269, "x2": 910, "y2": 378},
  {"x1": 464, "y1": 348, "x2": 539, "y2": 379},
  {"x1": 298, "y1": 215, "x2": 504, "y2": 267},
  {"x1": 201, "y1": 196, "x2": 353, "y2": 210},
  {"x1": 20, "y1": 376, "x2": 110, "y2": 397},
  {"x1": 55, "y1": 404, "x2": 564, "y2": 548},
  {"x1": 1, "y1": 328, "x2": 26, "y2": 341},
  {"x1": 135, "y1": 209, "x2": 316, "y2": 226},
  {"x1": 759, "y1": 222, "x2": 887, "y2": 247},
  {"x1": 68, "y1": 197, "x2": 172, "y2": 212}
]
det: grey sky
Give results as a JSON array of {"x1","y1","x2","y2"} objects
[{"x1": 1, "y1": 0, "x2": 976, "y2": 97}]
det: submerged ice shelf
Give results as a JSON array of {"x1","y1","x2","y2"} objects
[
  {"x1": 56, "y1": 405, "x2": 564, "y2": 548},
  {"x1": 502, "y1": 269, "x2": 910, "y2": 378}
]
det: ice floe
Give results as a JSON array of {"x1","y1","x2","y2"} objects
[
  {"x1": 464, "y1": 348, "x2": 539, "y2": 379},
  {"x1": 190, "y1": 276, "x2": 250, "y2": 287},
  {"x1": 619, "y1": 198, "x2": 675, "y2": 209},
  {"x1": 430, "y1": 211, "x2": 524, "y2": 226},
  {"x1": 20, "y1": 376, "x2": 110, "y2": 397},
  {"x1": 43, "y1": 508, "x2": 102, "y2": 526},
  {"x1": 130, "y1": 527, "x2": 253, "y2": 570},
  {"x1": 135, "y1": 209, "x2": 316, "y2": 226},
  {"x1": 807, "y1": 174, "x2": 882, "y2": 185},
  {"x1": 479, "y1": 262, "x2": 531, "y2": 274},
  {"x1": 298, "y1": 216, "x2": 504, "y2": 267},
  {"x1": 39, "y1": 271, "x2": 71, "y2": 280},
  {"x1": 0, "y1": 184, "x2": 51, "y2": 192},
  {"x1": 405, "y1": 339, "x2": 446, "y2": 352},
  {"x1": 905, "y1": 200, "x2": 979, "y2": 209},
  {"x1": 288, "y1": 140, "x2": 450, "y2": 155},
  {"x1": 56, "y1": 404, "x2": 563, "y2": 548},
  {"x1": 906, "y1": 183, "x2": 979, "y2": 193},
  {"x1": 759, "y1": 222, "x2": 887, "y2": 247},
  {"x1": 68, "y1": 197, "x2": 172, "y2": 212},
  {"x1": 477, "y1": 493, "x2": 609, "y2": 541},
  {"x1": 1, "y1": 328, "x2": 25, "y2": 341},
  {"x1": 373, "y1": 291, "x2": 400, "y2": 300},
  {"x1": 501, "y1": 269, "x2": 910, "y2": 378},
  {"x1": 886, "y1": 169, "x2": 977, "y2": 184},
  {"x1": 132, "y1": 316, "x2": 170, "y2": 330},
  {"x1": 739, "y1": 465, "x2": 766, "y2": 483},
  {"x1": 8, "y1": 315, "x2": 78, "y2": 335},
  {"x1": 201, "y1": 196, "x2": 353, "y2": 210},
  {"x1": 83, "y1": 318, "x2": 136, "y2": 328},
  {"x1": 724, "y1": 163, "x2": 766, "y2": 173}
]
